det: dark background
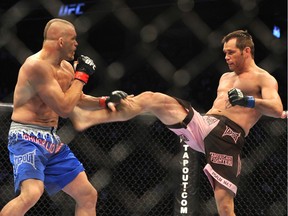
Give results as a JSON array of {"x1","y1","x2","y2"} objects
[
  {"x1": 0, "y1": 0, "x2": 286, "y2": 111},
  {"x1": 0, "y1": 1, "x2": 286, "y2": 215}
]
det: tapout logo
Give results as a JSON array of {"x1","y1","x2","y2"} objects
[{"x1": 180, "y1": 144, "x2": 190, "y2": 214}]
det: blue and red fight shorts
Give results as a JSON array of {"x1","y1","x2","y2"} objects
[{"x1": 8, "y1": 121, "x2": 84, "y2": 195}]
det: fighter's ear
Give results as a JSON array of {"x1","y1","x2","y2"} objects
[
  {"x1": 58, "y1": 37, "x2": 64, "y2": 47},
  {"x1": 243, "y1": 46, "x2": 251, "y2": 55}
]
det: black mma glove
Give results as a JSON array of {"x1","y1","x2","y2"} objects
[
  {"x1": 228, "y1": 88, "x2": 255, "y2": 108},
  {"x1": 74, "y1": 55, "x2": 96, "y2": 84},
  {"x1": 99, "y1": 90, "x2": 128, "y2": 109}
]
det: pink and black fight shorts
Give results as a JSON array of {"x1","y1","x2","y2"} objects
[{"x1": 167, "y1": 98, "x2": 245, "y2": 195}]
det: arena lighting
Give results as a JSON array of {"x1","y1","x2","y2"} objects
[
  {"x1": 58, "y1": 2, "x2": 85, "y2": 16},
  {"x1": 272, "y1": 25, "x2": 280, "y2": 38}
]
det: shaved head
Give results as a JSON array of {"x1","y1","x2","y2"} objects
[{"x1": 43, "y1": 18, "x2": 75, "y2": 41}]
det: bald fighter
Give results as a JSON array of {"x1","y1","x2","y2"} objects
[{"x1": 0, "y1": 18, "x2": 127, "y2": 216}]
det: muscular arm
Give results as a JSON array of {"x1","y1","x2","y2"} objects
[
  {"x1": 255, "y1": 74, "x2": 283, "y2": 118},
  {"x1": 21, "y1": 59, "x2": 84, "y2": 117},
  {"x1": 77, "y1": 94, "x2": 103, "y2": 110},
  {"x1": 77, "y1": 92, "x2": 127, "y2": 111}
]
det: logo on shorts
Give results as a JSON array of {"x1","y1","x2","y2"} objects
[
  {"x1": 22, "y1": 133, "x2": 64, "y2": 154},
  {"x1": 203, "y1": 116, "x2": 218, "y2": 125},
  {"x1": 222, "y1": 126, "x2": 241, "y2": 144},
  {"x1": 14, "y1": 150, "x2": 36, "y2": 174},
  {"x1": 179, "y1": 134, "x2": 189, "y2": 143},
  {"x1": 210, "y1": 152, "x2": 233, "y2": 166}
]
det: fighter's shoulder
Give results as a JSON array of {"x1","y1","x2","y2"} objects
[
  {"x1": 255, "y1": 67, "x2": 277, "y2": 82},
  {"x1": 220, "y1": 71, "x2": 234, "y2": 80},
  {"x1": 23, "y1": 55, "x2": 46, "y2": 67},
  {"x1": 253, "y1": 67, "x2": 278, "y2": 90},
  {"x1": 20, "y1": 56, "x2": 53, "y2": 81},
  {"x1": 23, "y1": 55, "x2": 51, "y2": 73}
]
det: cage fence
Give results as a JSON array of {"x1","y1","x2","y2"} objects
[
  {"x1": 0, "y1": 0, "x2": 286, "y2": 215},
  {"x1": 0, "y1": 107, "x2": 287, "y2": 216}
]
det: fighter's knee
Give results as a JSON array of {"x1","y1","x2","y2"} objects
[
  {"x1": 217, "y1": 203, "x2": 235, "y2": 216},
  {"x1": 91, "y1": 187, "x2": 98, "y2": 202},
  {"x1": 78, "y1": 186, "x2": 98, "y2": 208},
  {"x1": 18, "y1": 190, "x2": 43, "y2": 210},
  {"x1": 86, "y1": 187, "x2": 98, "y2": 208}
]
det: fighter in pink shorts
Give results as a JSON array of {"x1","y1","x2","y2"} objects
[
  {"x1": 68, "y1": 30, "x2": 284, "y2": 216},
  {"x1": 167, "y1": 98, "x2": 245, "y2": 195}
]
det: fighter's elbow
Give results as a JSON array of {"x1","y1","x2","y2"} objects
[
  {"x1": 269, "y1": 106, "x2": 284, "y2": 118},
  {"x1": 57, "y1": 107, "x2": 74, "y2": 118},
  {"x1": 275, "y1": 108, "x2": 284, "y2": 118}
]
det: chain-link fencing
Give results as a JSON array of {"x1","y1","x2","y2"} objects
[
  {"x1": 0, "y1": 0, "x2": 286, "y2": 215},
  {"x1": 0, "y1": 107, "x2": 286, "y2": 216}
]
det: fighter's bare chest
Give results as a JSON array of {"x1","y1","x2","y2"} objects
[{"x1": 220, "y1": 74, "x2": 259, "y2": 95}]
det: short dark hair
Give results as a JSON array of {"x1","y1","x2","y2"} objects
[{"x1": 222, "y1": 30, "x2": 255, "y2": 58}]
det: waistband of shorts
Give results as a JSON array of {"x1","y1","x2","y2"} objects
[
  {"x1": 10, "y1": 121, "x2": 57, "y2": 133},
  {"x1": 206, "y1": 114, "x2": 245, "y2": 136}
]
